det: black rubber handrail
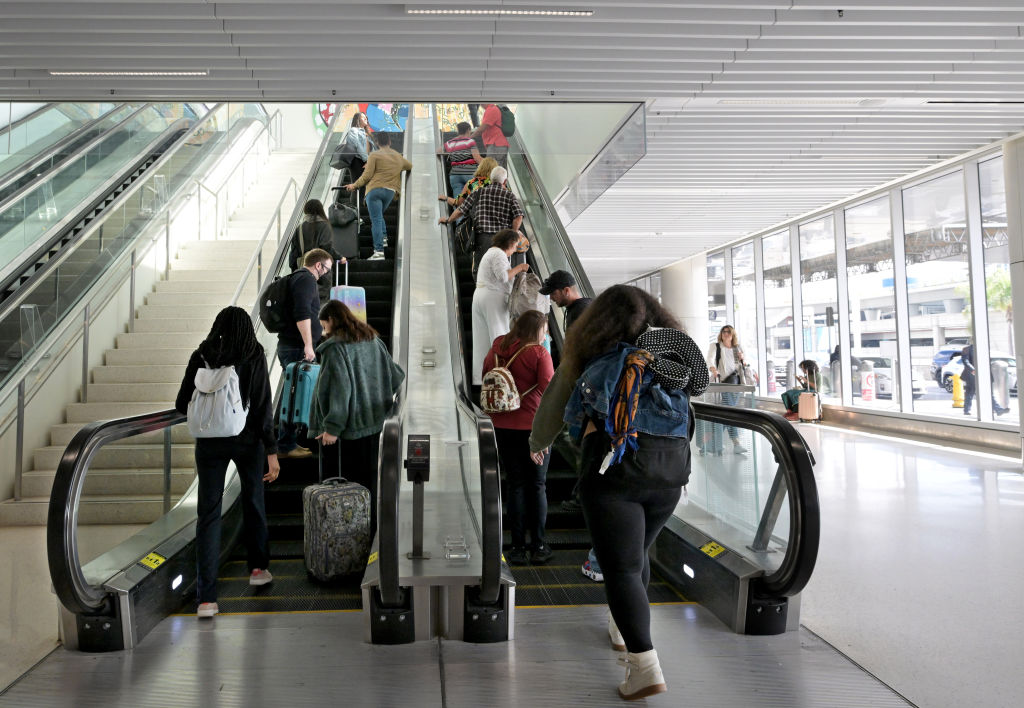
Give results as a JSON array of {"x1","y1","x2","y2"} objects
[
  {"x1": 434, "y1": 111, "x2": 503, "y2": 606},
  {"x1": 48, "y1": 409, "x2": 184, "y2": 615},
  {"x1": 377, "y1": 122, "x2": 414, "y2": 608},
  {"x1": 690, "y1": 401, "x2": 820, "y2": 597}
]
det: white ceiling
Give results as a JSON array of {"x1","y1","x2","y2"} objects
[{"x1": 4, "y1": 1, "x2": 1024, "y2": 288}]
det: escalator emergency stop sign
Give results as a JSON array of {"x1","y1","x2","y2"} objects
[
  {"x1": 700, "y1": 542, "x2": 726, "y2": 558},
  {"x1": 138, "y1": 552, "x2": 166, "y2": 570}
]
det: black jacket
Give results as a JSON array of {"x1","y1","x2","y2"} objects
[
  {"x1": 288, "y1": 219, "x2": 339, "y2": 303},
  {"x1": 175, "y1": 347, "x2": 277, "y2": 454}
]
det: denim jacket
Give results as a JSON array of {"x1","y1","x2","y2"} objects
[{"x1": 563, "y1": 343, "x2": 690, "y2": 440}]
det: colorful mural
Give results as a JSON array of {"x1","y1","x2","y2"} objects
[{"x1": 314, "y1": 102, "x2": 409, "y2": 135}]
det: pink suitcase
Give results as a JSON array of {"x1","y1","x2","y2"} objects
[
  {"x1": 330, "y1": 261, "x2": 366, "y2": 323},
  {"x1": 798, "y1": 392, "x2": 821, "y2": 422}
]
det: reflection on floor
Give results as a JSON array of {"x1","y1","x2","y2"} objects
[
  {"x1": 796, "y1": 423, "x2": 1024, "y2": 708},
  {"x1": 0, "y1": 606, "x2": 908, "y2": 708}
]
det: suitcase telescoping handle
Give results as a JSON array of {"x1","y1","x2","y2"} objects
[
  {"x1": 334, "y1": 260, "x2": 349, "y2": 288},
  {"x1": 316, "y1": 443, "x2": 345, "y2": 483}
]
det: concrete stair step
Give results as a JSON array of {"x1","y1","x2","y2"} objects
[
  {"x1": 144, "y1": 291, "x2": 250, "y2": 306},
  {"x1": 153, "y1": 280, "x2": 237, "y2": 293},
  {"x1": 179, "y1": 239, "x2": 276, "y2": 253},
  {"x1": 50, "y1": 422, "x2": 193, "y2": 446},
  {"x1": 92, "y1": 365, "x2": 187, "y2": 384},
  {"x1": 104, "y1": 348, "x2": 194, "y2": 366},
  {"x1": 130, "y1": 318, "x2": 216, "y2": 334},
  {"x1": 85, "y1": 382, "x2": 182, "y2": 402},
  {"x1": 116, "y1": 332, "x2": 204, "y2": 349},
  {"x1": 20, "y1": 468, "x2": 195, "y2": 498},
  {"x1": 136, "y1": 305, "x2": 223, "y2": 320},
  {"x1": 0, "y1": 496, "x2": 172, "y2": 526},
  {"x1": 167, "y1": 268, "x2": 253, "y2": 281},
  {"x1": 34, "y1": 444, "x2": 194, "y2": 470},
  {"x1": 66, "y1": 401, "x2": 174, "y2": 423}
]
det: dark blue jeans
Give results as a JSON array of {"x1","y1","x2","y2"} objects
[
  {"x1": 194, "y1": 436, "x2": 269, "y2": 604},
  {"x1": 578, "y1": 432, "x2": 682, "y2": 653},
  {"x1": 495, "y1": 427, "x2": 549, "y2": 549},
  {"x1": 276, "y1": 344, "x2": 306, "y2": 452}
]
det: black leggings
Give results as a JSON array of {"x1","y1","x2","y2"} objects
[{"x1": 578, "y1": 434, "x2": 682, "y2": 653}]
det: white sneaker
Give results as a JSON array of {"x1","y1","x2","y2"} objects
[
  {"x1": 608, "y1": 614, "x2": 625, "y2": 652},
  {"x1": 197, "y1": 602, "x2": 219, "y2": 618},
  {"x1": 369, "y1": 251, "x2": 385, "y2": 260},
  {"x1": 618, "y1": 649, "x2": 667, "y2": 700},
  {"x1": 249, "y1": 568, "x2": 273, "y2": 586}
]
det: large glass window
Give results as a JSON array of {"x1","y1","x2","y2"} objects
[
  {"x1": 798, "y1": 216, "x2": 839, "y2": 400},
  {"x1": 762, "y1": 230, "x2": 794, "y2": 393},
  {"x1": 731, "y1": 242, "x2": 758, "y2": 389},
  {"x1": 707, "y1": 252, "x2": 726, "y2": 349},
  {"x1": 978, "y1": 157, "x2": 1016, "y2": 423},
  {"x1": 903, "y1": 171, "x2": 973, "y2": 418},
  {"x1": 844, "y1": 197, "x2": 899, "y2": 410}
]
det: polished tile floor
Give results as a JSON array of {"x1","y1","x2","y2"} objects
[{"x1": 2, "y1": 425, "x2": 1021, "y2": 707}]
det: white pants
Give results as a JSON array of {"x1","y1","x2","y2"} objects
[{"x1": 471, "y1": 288, "x2": 510, "y2": 385}]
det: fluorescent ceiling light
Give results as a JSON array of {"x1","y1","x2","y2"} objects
[
  {"x1": 407, "y1": 8, "x2": 593, "y2": 16},
  {"x1": 48, "y1": 70, "x2": 209, "y2": 77},
  {"x1": 717, "y1": 98, "x2": 863, "y2": 105}
]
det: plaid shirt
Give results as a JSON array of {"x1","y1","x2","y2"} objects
[{"x1": 462, "y1": 183, "x2": 524, "y2": 234}]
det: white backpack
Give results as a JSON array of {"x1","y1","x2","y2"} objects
[
  {"x1": 481, "y1": 346, "x2": 536, "y2": 413},
  {"x1": 187, "y1": 359, "x2": 248, "y2": 438}
]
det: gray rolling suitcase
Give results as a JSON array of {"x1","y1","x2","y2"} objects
[
  {"x1": 303, "y1": 452, "x2": 371, "y2": 580},
  {"x1": 329, "y1": 169, "x2": 360, "y2": 260}
]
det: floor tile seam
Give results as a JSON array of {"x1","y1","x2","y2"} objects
[{"x1": 799, "y1": 623, "x2": 919, "y2": 707}]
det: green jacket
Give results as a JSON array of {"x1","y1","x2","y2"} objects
[{"x1": 309, "y1": 336, "x2": 405, "y2": 440}]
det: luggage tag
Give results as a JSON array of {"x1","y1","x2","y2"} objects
[{"x1": 597, "y1": 449, "x2": 614, "y2": 475}]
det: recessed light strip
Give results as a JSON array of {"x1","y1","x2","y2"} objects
[
  {"x1": 407, "y1": 8, "x2": 593, "y2": 16},
  {"x1": 48, "y1": 71, "x2": 209, "y2": 77}
]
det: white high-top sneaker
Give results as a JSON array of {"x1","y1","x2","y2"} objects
[
  {"x1": 618, "y1": 648, "x2": 667, "y2": 700},
  {"x1": 608, "y1": 614, "x2": 626, "y2": 651}
]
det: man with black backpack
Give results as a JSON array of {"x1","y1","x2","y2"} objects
[
  {"x1": 472, "y1": 103, "x2": 514, "y2": 167},
  {"x1": 273, "y1": 248, "x2": 333, "y2": 458}
]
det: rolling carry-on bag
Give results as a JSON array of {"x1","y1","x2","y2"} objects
[
  {"x1": 303, "y1": 449, "x2": 372, "y2": 581},
  {"x1": 330, "y1": 261, "x2": 367, "y2": 323},
  {"x1": 329, "y1": 169, "x2": 360, "y2": 260},
  {"x1": 279, "y1": 361, "x2": 321, "y2": 428},
  {"x1": 798, "y1": 391, "x2": 821, "y2": 422}
]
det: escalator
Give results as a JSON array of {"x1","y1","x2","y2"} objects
[
  {"x1": 44, "y1": 108, "x2": 414, "y2": 646},
  {"x1": 438, "y1": 110, "x2": 819, "y2": 631},
  {"x1": 179, "y1": 128, "x2": 410, "y2": 616}
]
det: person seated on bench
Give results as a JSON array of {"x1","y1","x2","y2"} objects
[{"x1": 782, "y1": 360, "x2": 821, "y2": 421}]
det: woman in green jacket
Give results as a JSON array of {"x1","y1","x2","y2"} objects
[{"x1": 309, "y1": 299, "x2": 405, "y2": 533}]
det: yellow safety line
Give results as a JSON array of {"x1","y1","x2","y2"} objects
[
  {"x1": 516, "y1": 601, "x2": 692, "y2": 609},
  {"x1": 514, "y1": 581, "x2": 676, "y2": 590},
  {"x1": 215, "y1": 594, "x2": 361, "y2": 601},
  {"x1": 172, "y1": 609, "x2": 362, "y2": 617}
]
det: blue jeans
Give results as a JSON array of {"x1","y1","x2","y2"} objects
[
  {"x1": 276, "y1": 344, "x2": 306, "y2": 452},
  {"x1": 195, "y1": 437, "x2": 269, "y2": 604},
  {"x1": 365, "y1": 187, "x2": 394, "y2": 253},
  {"x1": 449, "y1": 173, "x2": 472, "y2": 197}
]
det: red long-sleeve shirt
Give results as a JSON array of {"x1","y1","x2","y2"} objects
[{"x1": 482, "y1": 336, "x2": 553, "y2": 430}]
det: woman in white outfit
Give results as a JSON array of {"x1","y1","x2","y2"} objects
[
  {"x1": 471, "y1": 229, "x2": 530, "y2": 385},
  {"x1": 705, "y1": 324, "x2": 748, "y2": 454}
]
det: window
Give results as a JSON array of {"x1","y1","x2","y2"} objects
[
  {"x1": 799, "y1": 216, "x2": 839, "y2": 400},
  {"x1": 731, "y1": 242, "x2": 758, "y2": 390},
  {"x1": 707, "y1": 252, "x2": 726, "y2": 348},
  {"x1": 762, "y1": 230, "x2": 794, "y2": 392},
  {"x1": 903, "y1": 171, "x2": 972, "y2": 418},
  {"x1": 845, "y1": 197, "x2": 899, "y2": 411}
]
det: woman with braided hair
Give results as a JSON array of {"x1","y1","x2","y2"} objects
[
  {"x1": 175, "y1": 306, "x2": 279, "y2": 619},
  {"x1": 529, "y1": 285, "x2": 708, "y2": 701}
]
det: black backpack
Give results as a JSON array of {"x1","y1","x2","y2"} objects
[
  {"x1": 258, "y1": 272, "x2": 294, "y2": 333},
  {"x1": 498, "y1": 105, "x2": 516, "y2": 138}
]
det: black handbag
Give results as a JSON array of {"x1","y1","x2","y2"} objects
[
  {"x1": 454, "y1": 217, "x2": 475, "y2": 254},
  {"x1": 329, "y1": 202, "x2": 357, "y2": 227}
]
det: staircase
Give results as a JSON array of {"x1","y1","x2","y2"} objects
[{"x1": 0, "y1": 150, "x2": 314, "y2": 525}]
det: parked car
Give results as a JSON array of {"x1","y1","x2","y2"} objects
[
  {"x1": 941, "y1": 352, "x2": 1017, "y2": 395},
  {"x1": 930, "y1": 346, "x2": 964, "y2": 383},
  {"x1": 859, "y1": 356, "x2": 926, "y2": 399}
]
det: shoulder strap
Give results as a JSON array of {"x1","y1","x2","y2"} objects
[
  {"x1": 715, "y1": 343, "x2": 721, "y2": 369},
  {"x1": 504, "y1": 343, "x2": 535, "y2": 368},
  {"x1": 299, "y1": 222, "x2": 307, "y2": 257}
]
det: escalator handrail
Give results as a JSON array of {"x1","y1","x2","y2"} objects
[
  {"x1": 0, "y1": 103, "x2": 134, "y2": 197},
  {"x1": 434, "y1": 110, "x2": 503, "y2": 605},
  {"x1": 0, "y1": 106, "x2": 214, "y2": 323},
  {"x1": 48, "y1": 409, "x2": 185, "y2": 614},
  {"x1": 506, "y1": 130, "x2": 595, "y2": 299},
  {"x1": 690, "y1": 401, "x2": 820, "y2": 597},
  {"x1": 0, "y1": 103, "x2": 53, "y2": 139},
  {"x1": 377, "y1": 123, "x2": 414, "y2": 608},
  {"x1": 0, "y1": 102, "x2": 155, "y2": 215}
]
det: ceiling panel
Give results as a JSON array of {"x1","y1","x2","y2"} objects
[{"x1": 2, "y1": 1, "x2": 1024, "y2": 288}]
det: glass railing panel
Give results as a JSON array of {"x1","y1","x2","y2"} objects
[
  {"x1": 0, "y1": 105, "x2": 183, "y2": 274},
  {"x1": 0, "y1": 103, "x2": 119, "y2": 178},
  {"x1": 0, "y1": 104, "x2": 270, "y2": 388}
]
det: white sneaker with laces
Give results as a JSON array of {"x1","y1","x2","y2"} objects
[
  {"x1": 197, "y1": 602, "x2": 219, "y2": 618},
  {"x1": 249, "y1": 568, "x2": 273, "y2": 586},
  {"x1": 369, "y1": 251, "x2": 385, "y2": 260},
  {"x1": 608, "y1": 614, "x2": 625, "y2": 652},
  {"x1": 618, "y1": 649, "x2": 667, "y2": 700}
]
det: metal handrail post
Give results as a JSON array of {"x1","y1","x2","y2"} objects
[
  {"x1": 164, "y1": 210, "x2": 171, "y2": 279},
  {"x1": 14, "y1": 380, "x2": 25, "y2": 501},
  {"x1": 80, "y1": 305, "x2": 90, "y2": 404},
  {"x1": 163, "y1": 427, "x2": 172, "y2": 513},
  {"x1": 128, "y1": 249, "x2": 136, "y2": 333}
]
